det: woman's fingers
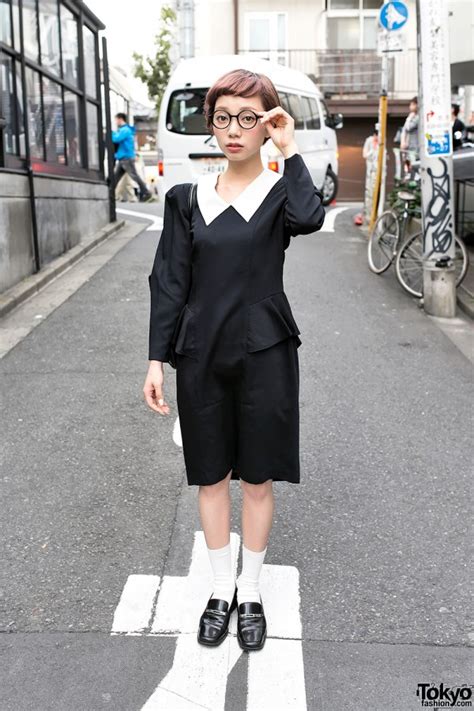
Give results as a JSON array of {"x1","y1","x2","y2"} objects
[{"x1": 143, "y1": 379, "x2": 170, "y2": 415}]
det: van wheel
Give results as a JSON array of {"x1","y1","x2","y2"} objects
[{"x1": 322, "y1": 168, "x2": 338, "y2": 205}]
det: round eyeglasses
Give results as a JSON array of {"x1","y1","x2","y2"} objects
[{"x1": 211, "y1": 109, "x2": 259, "y2": 130}]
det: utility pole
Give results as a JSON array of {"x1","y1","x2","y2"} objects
[{"x1": 416, "y1": 0, "x2": 456, "y2": 317}]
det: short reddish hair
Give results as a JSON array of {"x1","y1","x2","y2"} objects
[{"x1": 204, "y1": 69, "x2": 281, "y2": 145}]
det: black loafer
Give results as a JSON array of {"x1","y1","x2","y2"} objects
[
  {"x1": 237, "y1": 597, "x2": 267, "y2": 651},
  {"x1": 197, "y1": 587, "x2": 237, "y2": 646}
]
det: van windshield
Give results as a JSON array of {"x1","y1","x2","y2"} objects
[{"x1": 166, "y1": 89, "x2": 208, "y2": 135}]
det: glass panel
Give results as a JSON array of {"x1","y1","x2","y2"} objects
[
  {"x1": 302, "y1": 96, "x2": 321, "y2": 130},
  {"x1": 363, "y1": 16, "x2": 377, "y2": 49},
  {"x1": 278, "y1": 92, "x2": 291, "y2": 115},
  {"x1": 23, "y1": 0, "x2": 39, "y2": 62},
  {"x1": 0, "y1": 52, "x2": 15, "y2": 153},
  {"x1": 327, "y1": 17, "x2": 359, "y2": 49},
  {"x1": 86, "y1": 101, "x2": 99, "y2": 168},
  {"x1": 39, "y1": 0, "x2": 60, "y2": 75},
  {"x1": 12, "y1": 0, "x2": 19, "y2": 48},
  {"x1": 64, "y1": 90, "x2": 81, "y2": 166},
  {"x1": 166, "y1": 88, "x2": 207, "y2": 134},
  {"x1": 0, "y1": 0, "x2": 12, "y2": 45},
  {"x1": 287, "y1": 94, "x2": 304, "y2": 130},
  {"x1": 248, "y1": 17, "x2": 269, "y2": 51},
  {"x1": 329, "y1": 0, "x2": 358, "y2": 8},
  {"x1": 42, "y1": 76, "x2": 65, "y2": 163},
  {"x1": 60, "y1": 4, "x2": 78, "y2": 86},
  {"x1": 363, "y1": 0, "x2": 380, "y2": 8},
  {"x1": 25, "y1": 67, "x2": 44, "y2": 159},
  {"x1": 16, "y1": 60, "x2": 25, "y2": 156},
  {"x1": 83, "y1": 25, "x2": 97, "y2": 98},
  {"x1": 277, "y1": 13, "x2": 286, "y2": 50}
]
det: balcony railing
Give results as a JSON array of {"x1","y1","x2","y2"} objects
[{"x1": 237, "y1": 48, "x2": 418, "y2": 99}]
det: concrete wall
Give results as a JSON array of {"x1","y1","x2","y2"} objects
[{"x1": 0, "y1": 172, "x2": 109, "y2": 294}]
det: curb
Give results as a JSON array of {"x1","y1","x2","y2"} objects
[
  {"x1": 457, "y1": 285, "x2": 474, "y2": 320},
  {"x1": 0, "y1": 220, "x2": 126, "y2": 320}
]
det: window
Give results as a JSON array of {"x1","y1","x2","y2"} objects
[
  {"x1": 60, "y1": 5, "x2": 78, "y2": 86},
  {"x1": 327, "y1": 0, "x2": 379, "y2": 50},
  {"x1": 42, "y1": 77, "x2": 65, "y2": 163},
  {"x1": 166, "y1": 89, "x2": 207, "y2": 135},
  {"x1": 22, "y1": 0, "x2": 39, "y2": 62},
  {"x1": 25, "y1": 67, "x2": 44, "y2": 159},
  {"x1": 64, "y1": 90, "x2": 81, "y2": 165},
  {"x1": 0, "y1": 53, "x2": 15, "y2": 152},
  {"x1": 0, "y1": 0, "x2": 12, "y2": 45},
  {"x1": 301, "y1": 96, "x2": 321, "y2": 130},
  {"x1": 1, "y1": 0, "x2": 102, "y2": 175},
  {"x1": 244, "y1": 12, "x2": 288, "y2": 66},
  {"x1": 83, "y1": 25, "x2": 97, "y2": 98},
  {"x1": 287, "y1": 94, "x2": 304, "y2": 130},
  {"x1": 39, "y1": 0, "x2": 60, "y2": 75},
  {"x1": 327, "y1": 17, "x2": 359, "y2": 50},
  {"x1": 86, "y1": 102, "x2": 99, "y2": 168}
]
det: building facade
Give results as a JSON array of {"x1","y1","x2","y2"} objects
[{"x1": 0, "y1": 0, "x2": 111, "y2": 294}]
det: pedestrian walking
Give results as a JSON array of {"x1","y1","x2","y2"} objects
[
  {"x1": 451, "y1": 103, "x2": 466, "y2": 151},
  {"x1": 112, "y1": 113, "x2": 153, "y2": 203},
  {"x1": 400, "y1": 96, "x2": 419, "y2": 174},
  {"x1": 143, "y1": 69, "x2": 325, "y2": 651}
]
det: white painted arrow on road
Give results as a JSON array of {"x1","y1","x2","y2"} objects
[
  {"x1": 111, "y1": 530, "x2": 307, "y2": 710},
  {"x1": 116, "y1": 208, "x2": 163, "y2": 232}
]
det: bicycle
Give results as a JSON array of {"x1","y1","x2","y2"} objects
[{"x1": 367, "y1": 188, "x2": 469, "y2": 298}]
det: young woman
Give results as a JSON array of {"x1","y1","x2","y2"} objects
[{"x1": 143, "y1": 69, "x2": 325, "y2": 651}]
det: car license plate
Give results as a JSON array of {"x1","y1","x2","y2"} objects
[{"x1": 199, "y1": 158, "x2": 226, "y2": 174}]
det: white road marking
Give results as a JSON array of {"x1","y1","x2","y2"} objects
[
  {"x1": 111, "y1": 574, "x2": 160, "y2": 635},
  {"x1": 116, "y1": 208, "x2": 163, "y2": 232},
  {"x1": 320, "y1": 206, "x2": 350, "y2": 233},
  {"x1": 172, "y1": 417, "x2": 182, "y2": 447},
  {"x1": 111, "y1": 530, "x2": 307, "y2": 710}
]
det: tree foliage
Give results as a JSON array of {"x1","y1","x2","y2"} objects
[{"x1": 132, "y1": 6, "x2": 176, "y2": 115}]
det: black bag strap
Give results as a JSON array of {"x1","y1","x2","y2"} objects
[{"x1": 187, "y1": 182, "x2": 197, "y2": 220}]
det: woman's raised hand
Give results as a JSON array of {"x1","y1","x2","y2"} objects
[
  {"x1": 256, "y1": 107, "x2": 298, "y2": 156},
  {"x1": 143, "y1": 361, "x2": 170, "y2": 415}
]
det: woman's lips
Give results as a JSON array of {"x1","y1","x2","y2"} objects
[{"x1": 226, "y1": 144, "x2": 243, "y2": 152}]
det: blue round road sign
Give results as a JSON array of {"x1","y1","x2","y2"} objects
[{"x1": 379, "y1": 1, "x2": 408, "y2": 31}]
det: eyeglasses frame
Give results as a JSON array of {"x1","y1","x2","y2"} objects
[{"x1": 210, "y1": 109, "x2": 260, "y2": 130}]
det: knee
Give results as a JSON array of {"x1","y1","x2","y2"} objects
[
  {"x1": 199, "y1": 469, "x2": 232, "y2": 499},
  {"x1": 240, "y1": 479, "x2": 272, "y2": 502}
]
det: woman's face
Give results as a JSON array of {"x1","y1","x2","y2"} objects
[{"x1": 210, "y1": 94, "x2": 271, "y2": 161}]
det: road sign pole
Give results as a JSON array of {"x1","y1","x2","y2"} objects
[{"x1": 416, "y1": 0, "x2": 457, "y2": 317}]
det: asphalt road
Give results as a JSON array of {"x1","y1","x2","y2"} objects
[{"x1": 1, "y1": 200, "x2": 472, "y2": 710}]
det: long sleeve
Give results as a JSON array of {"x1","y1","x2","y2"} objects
[
  {"x1": 148, "y1": 184, "x2": 193, "y2": 362},
  {"x1": 283, "y1": 153, "x2": 326, "y2": 238}
]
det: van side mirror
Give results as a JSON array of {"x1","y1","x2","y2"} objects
[{"x1": 330, "y1": 113, "x2": 343, "y2": 130}]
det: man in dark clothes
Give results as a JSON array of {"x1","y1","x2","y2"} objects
[{"x1": 451, "y1": 104, "x2": 465, "y2": 151}]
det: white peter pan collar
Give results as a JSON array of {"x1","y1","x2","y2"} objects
[{"x1": 196, "y1": 168, "x2": 283, "y2": 226}]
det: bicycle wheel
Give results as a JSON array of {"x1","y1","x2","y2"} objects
[
  {"x1": 454, "y1": 236, "x2": 469, "y2": 286},
  {"x1": 368, "y1": 210, "x2": 399, "y2": 274},
  {"x1": 395, "y1": 231, "x2": 424, "y2": 297},
  {"x1": 396, "y1": 233, "x2": 470, "y2": 298}
]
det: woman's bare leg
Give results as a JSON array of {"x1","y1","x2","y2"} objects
[
  {"x1": 240, "y1": 479, "x2": 274, "y2": 551},
  {"x1": 198, "y1": 468, "x2": 232, "y2": 547},
  {"x1": 236, "y1": 479, "x2": 274, "y2": 604},
  {"x1": 198, "y1": 469, "x2": 235, "y2": 605}
]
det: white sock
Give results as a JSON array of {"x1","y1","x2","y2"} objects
[
  {"x1": 236, "y1": 543, "x2": 267, "y2": 605},
  {"x1": 207, "y1": 541, "x2": 236, "y2": 607}
]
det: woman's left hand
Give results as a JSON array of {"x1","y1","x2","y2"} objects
[{"x1": 257, "y1": 107, "x2": 298, "y2": 156}]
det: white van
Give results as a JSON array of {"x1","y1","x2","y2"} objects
[{"x1": 156, "y1": 54, "x2": 343, "y2": 205}]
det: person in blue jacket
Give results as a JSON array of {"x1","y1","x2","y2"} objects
[{"x1": 112, "y1": 113, "x2": 153, "y2": 202}]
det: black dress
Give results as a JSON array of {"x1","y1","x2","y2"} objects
[{"x1": 148, "y1": 153, "x2": 325, "y2": 486}]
